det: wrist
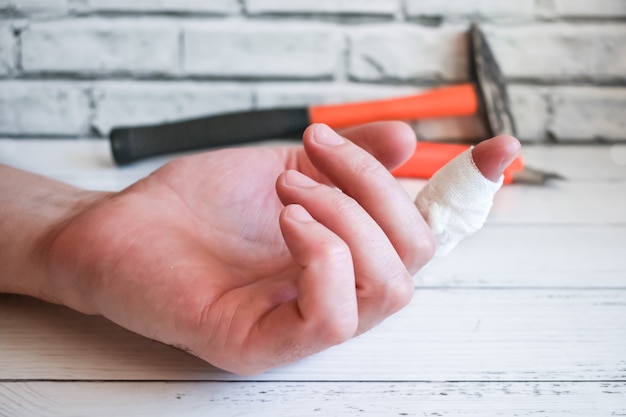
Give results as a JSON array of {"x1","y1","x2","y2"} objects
[
  {"x1": 0, "y1": 164, "x2": 111, "y2": 312},
  {"x1": 35, "y1": 189, "x2": 113, "y2": 313}
]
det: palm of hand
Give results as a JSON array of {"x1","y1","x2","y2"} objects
[
  {"x1": 53, "y1": 146, "x2": 314, "y2": 373},
  {"x1": 43, "y1": 124, "x2": 517, "y2": 375},
  {"x1": 150, "y1": 146, "x2": 298, "y2": 274},
  {"x1": 48, "y1": 122, "x2": 443, "y2": 375}
]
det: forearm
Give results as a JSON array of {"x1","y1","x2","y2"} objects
[{"x1": 0, "y1": 164, "x2": 107, "y2": 302}]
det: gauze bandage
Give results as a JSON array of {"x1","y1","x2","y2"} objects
[{"x1": 415, "y1": 147, "x2": 503, "y2": 257}]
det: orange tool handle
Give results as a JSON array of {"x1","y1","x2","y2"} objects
[
  {"x1": 309, "y1": 84, "x2": 478, "y2": 129},
  {"x1": 392, "y1": 142, "x2": 524, "y2": 185}
]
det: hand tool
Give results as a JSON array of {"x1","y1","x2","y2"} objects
[
  {"x1": 109, "y1": 24, "x2": 515, "y2": 165},
  {"x1": 392, "y1": 142, "x2": 564, "y2": 185}
]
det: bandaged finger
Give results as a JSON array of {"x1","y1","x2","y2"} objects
[{"x1": 415, "y1": 147, "x2": 503, "y2": 257}]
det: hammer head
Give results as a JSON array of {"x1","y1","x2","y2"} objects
[{"x1": 469, "y1": 24, "x2": 517, "y2": 138}]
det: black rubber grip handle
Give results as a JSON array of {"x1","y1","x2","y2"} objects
[{"x1": 109, "y1": 108, "x2": 310, "y2": 165}]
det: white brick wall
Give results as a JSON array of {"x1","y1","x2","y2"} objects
[
  {"x1": 92, "y1": 82, "x2": 253, "y2": 134},
  {"x1": 348, "y1": 25, "x2": 469, "y2": 82},
  {"x1": 405, "y1": 0, "x2": 536, "y2": 19},
  {"x1": 246, "y1": 0, "x2": 399, "y2": 15},
  {"x1": 0, "y1": 24, "x2": 14, "y2": 75},
  {"x1": 541, "y1": 0, "x2": 626, "y2": 18},
  {"x1": 182, "y1": 21, "x2": 342, "y2": 79},
  {"x1": 21, "y1": 19, "x2": 180, "y2": 75},
  {"x1": 0, "y1": 81, "x2": 90, "y2": 135},
  {"x1": 549, "y1": 87, "x2": 626, "y2": 141},
  {"x1": 72, "y1": 0, "x2": 239, "y2": 14},
  {"x1": 0, "y1": 0, "x2": 625, "y2": 142},
  {"x1": 488, "y1": 24, "x2": 626, "y2": 81},
  {"x1": 10, "y1": 0, "x2": 68, "y2": 13}
]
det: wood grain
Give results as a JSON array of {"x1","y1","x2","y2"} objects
[
  {"x1": 1, "y1": 381, "x2": 624, "y2": 417},
  {"x1": 1, "y1": 289, "x2": 624, "y2": 382}
]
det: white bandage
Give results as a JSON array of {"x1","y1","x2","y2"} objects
[{"x1": 415, "y1": 147, "x2": 503, "y2": 257}]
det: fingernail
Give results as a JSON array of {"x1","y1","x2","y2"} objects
[
  {"x1": 313, "y1": 124, "x2": 345, "y2": 146},
  {"x1": 284, "y1": 170, "x2": 318, "y2": 188},
  {"x1": 286, "y1": 205, "x2": 315, "y2": 222}
]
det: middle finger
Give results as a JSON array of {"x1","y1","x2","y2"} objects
[{"x1": 275, "y1": 169, "x2": 413, "y2": 333}]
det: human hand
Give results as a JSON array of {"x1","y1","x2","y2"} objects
[
  {"x1": 1, "y1": 122, "x2": 519, "y2": 375},
  {"x1": 37, "y1": 122, "x2": 435, "y2": 375}
]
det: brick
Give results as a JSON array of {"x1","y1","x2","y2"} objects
[
  {"x1": 0, "y1": 24, "x2": 14, "y2": 75},
  {"x1": 538, "y1": 0, "x2": 626, "y2": 18},
  {"x1": 21, "y1": 19, "x2": 179, "y2": 75},
  {"x1": 487, "y1": 24, "x2": 626, "y2": 81},
  {"x1": 246, "y1": 0, "x2": 398, "y2": 15},
  {"x1": 508, "y1": 85, "x2": 550, "y2": 142},
  {"x1": 11, "y1": 0, "x2": 68, "y2": 12},
  {"x1": 406, "y1": 0, "x2": 534, "y2": 19},
  {"x1": 549, "y1": 87, "x2": 626, "y2": 141},
  {"x1": 70, "y1": 0, "x2": 239, "y2": 14},
  {"x1": 0, "y1": 82, "x2": 90, "y2": 136},
  {"x1": 92, "y1": 82, "x2": 253, "y2": 135},
  {"x1": 348, "y1": 25, "x2": 469, "y2": 82},
  {"x1": 183, "y1": 22, "x2": 342, "y2": 79}
]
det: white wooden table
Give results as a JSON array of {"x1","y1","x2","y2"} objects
[{"x1": 0, "y1": 139, "x2": 625, "y2": 416}]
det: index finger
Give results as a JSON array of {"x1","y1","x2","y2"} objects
[
  {"x1": 303, "y1": 123, "x2": 434, "y2": 274},
  {"x1": 293, "y1": 121, "x2": 417, "y2": 185},
  {"x1": 338, "y1": 121, "x2": 418, "y2": 170}
]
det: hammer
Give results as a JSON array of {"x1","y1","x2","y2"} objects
[{"x1": 109, "y1": 24, "x2": 516, "y2": 165}]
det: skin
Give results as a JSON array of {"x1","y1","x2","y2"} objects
[{"x1": 0, "y1": 122, "x2": 520, "y2": 375}]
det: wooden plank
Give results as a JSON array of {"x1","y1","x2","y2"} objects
[
  {"x1": 1, "y1": 289, "x2": 624, "y2": 382},
  {"x1": 490, "y1": 181, "x2": 626, "y2": 225},
  {"x1": 421, "y1": 225, "x2": 626, "y2": 287},
  {"x1": 1, "y1": 381, "x2": 624, "y2": 417}
]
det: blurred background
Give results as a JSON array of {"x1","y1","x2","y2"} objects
[{"x1": 0, "y1": 0, "x2": 624, "y2": 144}]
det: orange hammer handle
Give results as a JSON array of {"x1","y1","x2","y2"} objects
[
  {"x1": 392, "y1": 142, "x2": 524, "y2": 185},
  {"x1": 309, "y1": 84, "x2": 478, "y2": 129}
]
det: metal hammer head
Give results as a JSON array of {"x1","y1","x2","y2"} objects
[{"x1": 469, "y1": 23, "x2": 517, "y2": 138}]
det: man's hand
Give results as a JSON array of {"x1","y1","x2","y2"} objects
[
  {"x1": 0, "y1": 122, "x2": 518, "y2": 375},
  {"x1": 2, "y1": 122, "x2": 430, "y2": 375}
]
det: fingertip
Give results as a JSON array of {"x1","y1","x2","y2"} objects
[
  {"x1": 304, "y1": 122, "x2": 417, "y2": 171},
  {"x1": 283, "y1": 204, "x2": 316, "y2": 223},
  {"x1": 385, "y1": 121, "x2": 418, "y2": 169},
  {"x1": 341, "y1": 121, "x2": 417, "y2": 170},
  {"x1": 304, "y1": 123, "x2": 345, "y2": 147},
  {"x1": 495, "y1": 135, "x2": 522, "y2": 155},
  {"x1": 472, "y1": 135, "x2": 521, "y2": 182}
]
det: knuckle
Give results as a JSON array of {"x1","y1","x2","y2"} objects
[
  {"x1": 403, "y1": 228, "x2": 436, "y2": 274},
  {"x1": 358, "y1": 267, "x2": 414, "y2": 322},
  {"x1": 333, "y1": 195, "x2": 363, "y2": 218},
  {"x1": 315, "y1": 237, "x2": 352, "y2": 267},
  {"x1": 384, "y1": 269, "x2": 415, "y2": 314},
  {"x1": 313, "y1": 310, "x2": 358, "y2": 346},
  {"x1": 360, "y1": 267, "x2": 414, "y2": 318},
  {"x1": 350, "y1": 154, "x2": 384, "y2": 180},
  {"x1": 417, "y1": 232, "x2": 437, "y2": 264}
]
